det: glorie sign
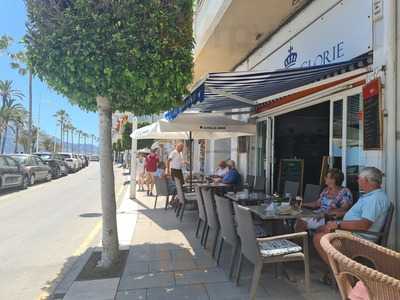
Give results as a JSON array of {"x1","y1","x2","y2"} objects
[{"x1": 253, "y1": 0, "x2": 372, "y2": 71}]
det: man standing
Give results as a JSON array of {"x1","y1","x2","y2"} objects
[
  {"x1": 314, "y1": 167, "x2": 390, "y2": 266},
  {"x1": 145, "y1": 148, "x2": 159, "y2": 196},
  {"x1": 167, "y1": 143, "x2": 186, "y2": 185}
]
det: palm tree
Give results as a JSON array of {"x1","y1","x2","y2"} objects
[
  {"x1": 64, "y1": 122, "x2": 71, "y2": 152},
  {"x1": 83, "y1": 132, "x2": 89, "y2": 155},
  {"x1": 69, "y1": 125, "x2": 76, "y2": 153},
  {"x1": 54, "y1": 110, "x2": 69, "y2": 152},
  {"x1": 11, "y1": 107, "x2": 28, "y2": 153},
  {"x1": 77, "y1": 129, "x2": 82, "y2": 153},
  {"x1": 0, "y1": 99, "x2": 25, "y2": 153},
  {"x1": 10, "y1": 51, "x2": 34, "y2": 153}
]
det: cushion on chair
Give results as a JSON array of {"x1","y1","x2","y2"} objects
[{"x1": 259, "y1": 239, "x2": 302, "y2": 257}]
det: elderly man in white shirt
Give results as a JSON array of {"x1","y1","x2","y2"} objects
[{"x1": 167, "y1": 143, "x2": 186, "y2": 184}]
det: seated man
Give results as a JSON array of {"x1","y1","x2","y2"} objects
[
  {"x1": 314, "y1": 167, "x2": 390, "y2": 267},
  {"x1": 214, "y1": 160, "x2": 229, "y2": 178},
  {"x1": 221, "y1": 160, "x2": 241, "y2": 186}
]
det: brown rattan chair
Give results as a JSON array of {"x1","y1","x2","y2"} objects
[{"x1": 320, "y1": 232, "x2": 400, "y2": 300}]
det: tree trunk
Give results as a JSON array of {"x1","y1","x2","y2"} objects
[
  {"x1": 66, "y1": 130, "x2": 69, "y2": 152},
  {"x1": 1, "y1": 122, "x2": 8, "y2": 154},
  {"x1": 28, "y1": 70, "x2": 33, "y2": 154},
  {"x1": 14, "y1": 125, "x2": 19, "y2": 153},
  {"x1": 71, "y1": 131, "x2": 74, "y2": 153},
  {"x1": 96, "y1": 95, "x2": 120, "y2": 268},
  {"x1": 60, "y1": 123, "x2": 63, "y2": 152}
]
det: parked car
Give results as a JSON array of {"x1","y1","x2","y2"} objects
[
  {"x1": 34, "y1": 152, "x2": 69, "y2": 178},
  {"x1": 74, "y1": 154, "x2": 83, "y2": 169},
  {"x1": 79, "y1": 155, "x2": 89, "y2": 167},
  {"x1": 0, "y1": 155, "x2": 29, "y2": 190},
  {"x1": 10, "y1": 154, "x2": 52, "y2": 185},
  {"x1": 59, "y1": 153, "x2": 80, "y2": 172},
  {"x1": 90, "y1": 155, "x2": 99, "y2": 161}
]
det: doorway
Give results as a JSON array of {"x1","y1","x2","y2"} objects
[{"x1": 273, "y1": 102, "x2": 330, "y2": 193}]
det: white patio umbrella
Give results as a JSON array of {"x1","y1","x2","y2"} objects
[
  {"x1": 131, "y1": 112, "x2": 256, "y2": 140},
  {"x1": 130, "y1": 112, "x2": 256, "y2": 188}
]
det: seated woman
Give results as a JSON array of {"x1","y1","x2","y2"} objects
[
  {"x1": 155, "y1": 161, "x2": 176, "y2": 195},
  {"x1": 295, "y1": 168, "x2": 352, "y2": 232}
]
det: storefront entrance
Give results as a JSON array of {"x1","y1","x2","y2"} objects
[
  {"x1": 258, "y1": 87, "x2": 365, "y2": 200},
  {"x1": 273, "y1": 102, "x2": 330, "y2": 193}
]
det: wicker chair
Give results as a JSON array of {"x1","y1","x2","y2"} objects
[{"x1": 320, "y1": 233, "x2": 400, "y2": 300}]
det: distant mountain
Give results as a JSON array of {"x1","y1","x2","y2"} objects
[{"x1": 2, "y1": 131, "x2": 98, "y2": 154}]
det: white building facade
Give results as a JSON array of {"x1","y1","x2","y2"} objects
[{"x1": 193, "y1": 0, "x2": 400, "y2": 249}]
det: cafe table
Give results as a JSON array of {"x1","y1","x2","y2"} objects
[
  {"x1": 224, "y1": 191, "x2": 268, "y2": 206},
  {"x1": 247, "y1": 205, "x2": 323, "y2": 221}
]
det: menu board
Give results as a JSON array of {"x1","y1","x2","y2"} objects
[
  {"x1": 278, "y1": 159, "x2": 304, "y2": 195},
  {"x1": 363, "y1": 79, "x2": 382, "y2": 150}
]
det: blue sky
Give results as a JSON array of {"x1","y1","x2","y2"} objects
[{"x1": 0, "y1": 0, "x2": 98, "y2": 141}]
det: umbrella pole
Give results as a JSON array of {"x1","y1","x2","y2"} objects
[{"x1": 189, "y1": 131, "x2": 193, "y2": 190}]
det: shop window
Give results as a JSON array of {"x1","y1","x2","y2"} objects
[{"x1": 238, "y1": 136, "x2": 249, "y2": 153}]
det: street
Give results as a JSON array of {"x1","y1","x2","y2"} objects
[{"x1": 0, "y1": 163, "x2": 125, "y2": 300}]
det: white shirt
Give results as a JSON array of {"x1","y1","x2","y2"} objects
[
  {"x1": 168, "y1": 149, "x2": 184, "y2": 169},
  {"x1": 215, "y1": 167, "x2": 229, "y2": 177}
]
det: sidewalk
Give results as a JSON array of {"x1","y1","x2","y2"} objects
[{"x1": 57, "y1": 180, "x2": 340, "y2": 300}]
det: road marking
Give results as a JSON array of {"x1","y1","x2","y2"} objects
[{"x1": 36, "y1": 181, "x2": 126, "y2": 300}]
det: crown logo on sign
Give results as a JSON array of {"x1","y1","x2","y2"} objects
[{"x1": 284, "y1": 46, "x2": 297, "y2": 68}]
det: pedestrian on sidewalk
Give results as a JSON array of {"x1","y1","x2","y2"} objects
[
  {"x1": 167, "y1": 143, "x2": 186, "y2": 185},
  {"x1": 136, "y1": 154, "x2": 145, "y2": 191},
  {"x1": 145, "y1": 148, "x2": 159, "y2": 196}
]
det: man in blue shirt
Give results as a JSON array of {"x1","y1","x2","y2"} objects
[
  {"x1": 221, "y1": 160, "x2": 241, "y2": 186},
  {"x1": 314, "y1": 167, "x2": 390, "y2": 266}
]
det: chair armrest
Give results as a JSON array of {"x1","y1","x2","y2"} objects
[
  {"x1": 257, "y1": 232, "x2": 308, "y2": 243},
  {"x1": 335, "y1": 228, "x2": 384, "y2": 237}
]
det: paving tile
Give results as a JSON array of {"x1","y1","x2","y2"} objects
[
  {"x1": 63, "y1": 278, "x2": 119, "y2": 300},
  {"x1": 115, "y1": 289, "x2": 147, "y2": 300},
  {"x1": 128, "y1": 247, "x2": 171, "y2": 262},
  {"x1": 175, "y1": 268, "x2": 228, "y2": 285},
  {"x1": 123, "y1": 261, "x2": 149, "y2": 276},
  {"x1": 147, "y1": 284, "x2": 208, "y2": 300},
  {"x1": 149, "y1": 258, "x2": 197, "y2": 272},
  {"x1": 205, "y1": 280, "x2": 269, "y2": 300},
  {"x1": 260, "y1": 276, "x2": 306, "y2": 300},
  {"x1": 119, "y1": 272, "x2": 174, "y2": 290},
  {"x1": 303, "y1": 290, "x2": 340, "y2": 300}
]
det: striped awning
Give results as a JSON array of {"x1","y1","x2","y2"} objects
[{"x1": 164, "y1": 53, "x2": 372, "y2": 120}]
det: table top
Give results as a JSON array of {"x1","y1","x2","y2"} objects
[
  {"x1": 247, "y1": 205, "x2": 323, "y2": 220},
  {"x1": 225, "y1": 192, "x2": 268, "y2": 203},
  {"x1": 196, "y1": 182, "x2": 229, "y2": 188}
]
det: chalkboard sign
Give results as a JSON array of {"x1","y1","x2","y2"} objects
[
  {"x1": 363, "y1": 79, "x2": 382, "y2": 150},
  {"x1": 278, "y1": 159, "x2": 304, "y2": 195}
]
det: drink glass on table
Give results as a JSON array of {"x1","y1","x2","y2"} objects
[{"x1": 294, "y1": 196, "x2": 303, "y2": 209}]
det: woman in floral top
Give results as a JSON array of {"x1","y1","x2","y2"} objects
[{"x1": 295, "y1": 168, "x2": 353, "y2": 231}]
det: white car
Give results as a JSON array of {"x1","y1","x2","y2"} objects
[
  {"x1": 59, "y1": 153, "x2": 80, "y2": 172},
  {"x1": 73, "y1": 154, "x2": 83, "y2": 169}
]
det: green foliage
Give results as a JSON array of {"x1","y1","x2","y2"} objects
[
  {"x1": 121, "y1": 120, "x2": 154, "y2": 150},
  {"x1": 116, "y1": 139, "x2": 123, "y2": 152},
  {"x1": 0, "y1": 35, "x2": 13, "y2": 53},
  {"x1": 25, "y1": 0, "x2": 194, "y2": 115},
  {"x1": 121, "y1": 122, "x2": 132, "y2": 150}
]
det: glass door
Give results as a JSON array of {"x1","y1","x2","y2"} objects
[{"x1": 329, "y1": 90, "x2": 364, "y2": 199}]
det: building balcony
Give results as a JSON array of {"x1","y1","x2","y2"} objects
[{"x1": 193, "y1": 0, "x2": 311, "y2": 83}]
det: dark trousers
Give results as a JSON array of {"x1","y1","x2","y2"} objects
[{"x1": 171, "y1": 168, "x2": 184, "y2": 185}]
